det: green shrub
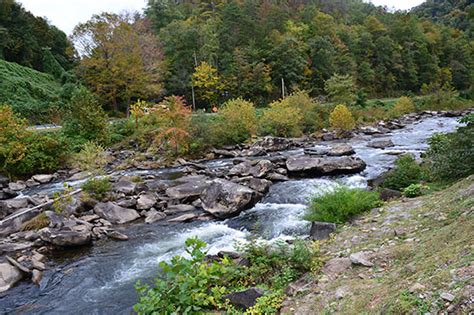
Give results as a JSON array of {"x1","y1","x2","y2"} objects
[
  {"x1": 81, "y1": 177, "x2": 111, "y2": 200},
  {"x1": 283, "y1": 91, "x2": 326, "y2": 134},
  {"x1": 329, "y1": 104, "x2": 355, "y2": 132},
  {"x1": 70, "y1": 141, "x2": 108, "y2": 174},
  {"x1": 324, "y1": 73, "x2": 356, "y2": 105},
  {"x1": 425, "y1": 114, "x2": 474, "y2": 180},
  {"x1": 214, "y1": 98, "x2": 257, "y2": 145},
  {"x1": 304, "y1": 186, "x2": 380, "y2": 223},
  {"x1": 134, "y1": 237, "x2": 321, "y2": 314},
  {"x1": 260, "y1": 98, "x2": 303, "y2": 137},
  {"x1": 383, "y1": 155, "x2": 424, "y2": 191},
  {"x1": 109, "y1": 119, "x2": 135, "y2": 144},
  {"x1": 62, "y1": 87, "x2": 109, "y2": 147},
  {"x1": 402, "y1": 183, "x2": 429, "y2": 198},
  {"x1": 389, "y1": 96, "x2": 415, "y2": 118}
]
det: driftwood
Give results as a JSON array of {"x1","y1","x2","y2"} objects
[{"x1": 0, "y1": 189, "x2": 82, "y2": 226}]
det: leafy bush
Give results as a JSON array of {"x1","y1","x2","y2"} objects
[
  {"x1": 134, "y1": 237, "x2": 321, "y2": 314},
  {"x1": 283, "y1": 91, "x2": 326, "y2": 133},
  {"x1": 62, "y1": 87, "x2": 109, "y2": 147},
  {"x1": 304, "y1": 186, "x2": 380, "y2": 223},
  {"x1": 425, "y1": 114, "x2": 474, "y2": 180},
  {"x1": 70, "y1": 141, "x2": 108, "y2": 174},
  {"x1": 389, "y1": 96, "x2": 415, "y2": 118},
  {"x1": 260, "y1": 98, "x2": 303, "y2": 137},
  {"x1": 214, "y1": 98, "x2": 257, "y2": 145},
  {"x1": 188, "y1": 111, "x2": 219, "y2": 153},
  {"x1": 383, "y1": 155, "x2": 424, "y2": 191},
  {"x1": 81, "y1": 177, "x2": 111, "y2": 200},
  {"x1": 108, "y1": 118, "x2": 135, "y2": 144},
  {"x1": 402, "y1": 183, "x2": 428, "y2": 198},
  {"x1": 329, "y1": 104, "x2": 355, "y2": 132},
  {"x1": 0, "y1": 105, "x2": 66, "y2": 177}
]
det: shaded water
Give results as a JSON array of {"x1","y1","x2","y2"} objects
[{"x1": 0, "y1": 116, "x2": 460, "y2": 314}]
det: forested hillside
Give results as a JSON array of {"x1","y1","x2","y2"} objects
[
  {"x1": 413, "y1": 0, "x2": 474, "y2": 37},
  {"x1": 0, "y1": 0, "x2": 74, "y2": 73},
  {"x1": 143, "y1": 0, "x2": 473, "y2": 106}
]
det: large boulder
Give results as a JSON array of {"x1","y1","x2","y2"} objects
[
  {"x1": 0, "y1": 262, "x2": 23, "y2": 293},
  {"x1": 201, "y1": 179, "x2": 260, "y2": 219},
  {"x1": 0, "y1": 197, "x2": 29, "y2": 219},
  {"x1": 250, "y1": 136, "x2": 293, "y2": 152},
  {"x1": 136, "y1": 193, "x2": 157, "y2": 210},
  {"x1": 286, "y1": 156, "x2": 366, "y2": 176},
  {"x1": 39, "y1": 227, "x2": 92, "y2": 247},
  {"x1": 328, "y1": 144, "x2": 355, "y2": 156},
  {"x1": 0, "y1": 209, "x2": 41, "y2": 237},
  {"x1": 94, "y1": 202, "x2": 140, "y2": 224},
  {"x1": 112, "y1": 179, "x2": 137, "y2": 195},
  {"x1": 0, "y1": 175, "x2": 9, "y2": 188},
  {"x1": 368, "y1": 139, "x2": 394, "y2": 149},
  {"x1": 165, "y1": 177, "x2": 210, "y2": 201},
  {"x1": 224, "y1": 287, "x2": 264, "y2": 310}
]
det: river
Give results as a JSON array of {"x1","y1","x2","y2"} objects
[{"x1": 0, "y1": 115, "x2": 461, "y2": 314}]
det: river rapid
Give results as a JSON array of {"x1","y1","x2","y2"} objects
[{"x1": 0, "y1": 115, "x2": 461, "y2": 314}]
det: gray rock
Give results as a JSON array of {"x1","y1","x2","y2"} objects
[
  {"x1": 145, "y1": 210, "x2": 166, "y2": 223},
  {"x1": 440, "y1": 292, "x2": 455, "y2": 302},
  {"x1": 115, "y1": 198, "x2": 137, "y2": 208},
  {"x1": 112, "y1": 179, "x2": 137, "y2": 195},
  {"x1": 68, "y1": 171, "x2": 91, "y2": 181},
  {"x1": 0, "y1": 209, "x2": 41, "y2": 237},
  {"x1": 368, "y1": 139, "x2": 394, "y2": 149},
  {"x1": 0, "y1": 262, "x2": 23, "y2": 292},
  {"x1": 31, "y1": 174, "x2": 54, "y2": 184},
  {"x1": 164, "y1": 204, "x2": 196, "y2": 215},
  {"x1": 94, "y1": 202, "x2": 140, "y2": 224},
  {"x1": 229, "y1": 160, "x2": 273, "y2": 178},
  {"x1": 234, "y1": 177, "x2": 272, "y2": 194},
  {"x1": 322, "y1": 257, "x2": 352, "y2": 279},
  {"x1": 8, "y1": 181, "x2": 26, "y2": 191},
  {"x1": 250, "y1": 136, "x2": 292, "y2": 152},
  {"x1": 304, "y1": 147, "x2": 329, "y2": 156},
  {"x1": 25, "y1": 179, "x2": 40, "y2": 188},
  {"x1": 201, "y1": 179, "x2": 260, "y2": 219},
  {"x1": 224, "y1": 287, "x2": 264, "y2": 310},
  {"x1": 39, "y1": 227, "x2": 92, "y2": 247},
  {"x1": 310, "y1": 221, "x2": 336, "y2": 240},
  {"x1": 379, "y1": 188, "x2": 402, "y2": 201},
  {"x1": 0, "y1": 175, "x2": 9, "y2": 188},
  {"x1": 217, "y1": 251, "x2": 240, "y2": 259},
  {"x1": 1, "y1": 197, "x2": 29, "y2": 214},
  {"x1": 286, "y1": 156, "x2": 366, "y2": 176},
  {"x1": 108, "y1": 230, "x2": 129, "y2": 241},
  {"x1": 6, "y1": 256, "x2": 31, "y2": 274},
  {"x1": 136, "y1": 193, "x2": 157, "y2": 210},
  {"x1": 349, "y1": 251, "x2": 374, "y2": 267},
  {"x1": 166, "y1": 178, "x2": 210, "y2": 200},
  {"x1": 359, "y1": 126, "x2": 382, "y2": 135},
  {"x1": 31, "y1": 259, "x2": 46, "y2": 271},
  {"x1": 266, "y1": 173, "x2": 289, "y2": 181},
  {"x1": 328, "y1": 144, "x2": 355, "y2": 156}
]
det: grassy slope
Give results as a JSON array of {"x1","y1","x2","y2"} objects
[
  {"x1": 0, "y1": 59, "x2": 62, "y2": 122},
  {"x1": 282, "y1": 176, "x2": 474, "y2": 314}
]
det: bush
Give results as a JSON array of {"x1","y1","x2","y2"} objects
[
  {"x1": 260, "y1": 98, "x2": 303, "y2": 137},
  {"x1": 134, "y1": 237, "x2": 321, "y2": 314},
  {"x1": 283, "y1": 91, "x2": 326, "y2": 133},
  {"x1": 304, "y1": 186, "x2": 380, "y2": 223},
  {"x1": 383, "y1": 155, "x2": 424, "y2": 191},
  {"x1": 214, "y1": 98, "x2": 257, "y2": 145},
  {"x1": 81, "y1": 177, "x2": 111, "y2": 200},
  {"x1": 389, "y1": 96, "x2": 415, "y2": 118},
  {"x1": 402, "y1": 183, "x2": 429, "y2": 198},
  {"x1": 109, "y1": 118, "x2": 135, "y2": 144},
  {"x1": 70, "y1": 141, "x2": 108, "y2": 174},
  {"x1": 188, "y1": 111, "x2": 219, "y2": 153},
  {"x1": 425, "y1": 114, "x2": 474, "y2": 180},
  {"x1": 62, "y1": 87, "x2": 109, "y2": 147},
  {"x1": 329, "y1": 104, "x2": 355, "y2": 132}
]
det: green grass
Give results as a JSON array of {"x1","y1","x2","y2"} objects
[
  {"x1": 304, "y1": 186, "x2": 381, "y2": 223},
  {"x1": 0, "y1": 59, "x2": 62, "y2": 123}
]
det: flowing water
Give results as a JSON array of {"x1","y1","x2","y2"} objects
[{"x1": 0, "y1": 116, "x2": 461, "y2": 314}]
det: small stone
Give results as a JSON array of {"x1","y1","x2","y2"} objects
[
  {"x1": 32, "y1": 259, "x2": 46, "y2": 271},
  {"x1": 440, "y1": 292, "x2": 455, "y2": 302},
  {"x1": 0, "y1": 262, "x2": 23, "y2": 292},
  {"x1": 31, "y1": 269, "x2": 43, "y2": 285},
  {"x1": 349, "y1": 251, "x2": 374, "y2": 267},
  {"x1": 145, "y1": 210, "x2": 166, "y2": 224},
  {"x1": 108, "y1": 230, "x2": 129, "y2": 241},
  {"x1": 168, "y1": 213, "x2": 198, "y2": 222},
  {"x1": 32, "y1": 174, "x2": 54, "y2": 184},
  {"x1": 8, "y1": 181, "x2": 26, "y2": 191},
  {"x1": 6, "y1": 256, "x2": 31, "y2": 274}
]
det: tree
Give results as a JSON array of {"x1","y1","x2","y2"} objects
[
  {"x1": 325, "y1": 74, "x2": 357, "y2": 104},
  {"x1": 72, "y1": 13, "x2": 162, "y2": 113},
  {"x1": 192, "y1": 61, "x2": 223, "y2": 108},
  {"x1": 329, "y1": 104, "x2": 355, "y2": 133}
]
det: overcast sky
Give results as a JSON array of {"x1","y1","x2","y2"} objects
[{"x1": 17, "y1": 0, "x2": 425, "y2": 35}]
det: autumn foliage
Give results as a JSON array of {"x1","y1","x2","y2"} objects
[
  {"x1": 214, "y1": 98, "x2": 257, "y2": 144},
  {"x1": 389, "y1": 96, "x2": 415, "y2": 118},
  {"x1": 329, "y1": 104, "x2": 355, "y2": 132}
]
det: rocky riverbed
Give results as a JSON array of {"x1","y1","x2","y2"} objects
[{"x1": 0, "y1": 110, "x2": 469, "y2": 314}]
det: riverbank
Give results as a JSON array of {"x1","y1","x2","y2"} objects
[
  {"x1": 281, "y1": 175, "x2": 474, "y2": 314},
  {"x1": 0, "y1": 110, "x2": 470, "y2": 313}
]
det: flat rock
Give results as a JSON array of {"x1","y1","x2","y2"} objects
[
  {"x1": 39, "y1": 227, "x2": 92, "y2": 247},
  {"x1": 32, "y1": 269, "x2": 43, "y2": 285},
  {"x1": 31, "y1": 174, "x2": 54, "y2": 184},
  {"x1": 8, "y1": 182, "x2": 26, "y2": 191},
  {"x1": 108, "y1": 230, "x2": 129, "y2": 241},
  {"x1": 94, "y1": 202, "x2": 140, "y2": 224},
  {"x1": 166, "y1": 178, "x2": 210, "y2": 200},
  {"x1": 368, "y1": 139, "x2": 394, "y2": 149},
  {"x1": 250, "y1": 136, "x2": 292, "y2": 152},
  {"x1": 286, "y1": 156, "x2": 366, "y2": 176},
  {"x1": 136, "y1": 193, "x2": 157, "y2": 210},
  {"x1": 201, "y1": 179, "x2": 260, "y2": 219},
  {"x1": 0, "y1": 262, "x2": 23, "y2": 293},
  {"x1": 229, "y1": 160, "x2": 273, "y2": 178},
  {"x1": 328, "y1": 144, "x2": 355, "y2": 156},
  {"x1": 112, "y1": 179, "x2": 137, "y2": 195},
  {"x1": 164, "y1": 204, "x2": 196, "y2": 215},
  {"x1": 6, "y1": 256, "x2": 31, "y2": 274},
  {"x1": 323, "y1": 257, "x2": 352, "y2": 279},
  {"x1": 349, "y1": 251, "x2": 374, "y2": 267},
  {"x1": 145, "y1": 210, "x2": 166, "y2": 223},
  {"x1": 168, "y1": 213, "x2": 198, "y2": 222},
  {"x1": 379, "y1": 188, "x2": 402, "y2": 201},
  {"x1": 440, "y1": 292, "x2": 455, "y2": 302},
  {"x1": 224, "y1": 287, "x2": 264, "y2": 310}
]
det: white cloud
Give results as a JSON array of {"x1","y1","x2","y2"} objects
[
  {"x1": 17, "y1": 0, "x2": 425, "y2": 35},
  {"x1": 17, "y1": 0, "x2": 147, "y2": 35}
]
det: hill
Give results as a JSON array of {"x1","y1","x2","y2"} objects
[
  {"x1": 413, "y1": 0, "x2": 474, "y2": 36},
  {"x1": 0, "y1": 59, "x2": 63, "y2": 123}
]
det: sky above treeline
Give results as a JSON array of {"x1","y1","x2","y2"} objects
[{"x1": 18, "y1": 0, "x2": 425, "y2": 35}]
